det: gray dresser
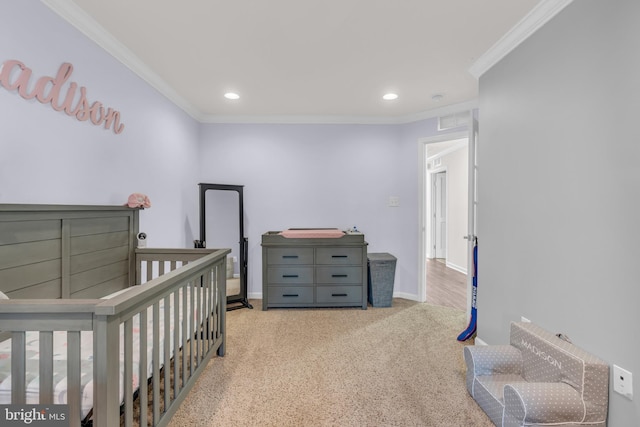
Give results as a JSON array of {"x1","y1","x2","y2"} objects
[{"x1": 261, "y1": 231, "x2": 368, "y2": 310}]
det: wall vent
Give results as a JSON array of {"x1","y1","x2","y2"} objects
[{"x1": 438, "y1": 111, "x2": 470, "y2": 130}]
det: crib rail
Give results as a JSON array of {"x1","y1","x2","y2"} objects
[
  {"x1": 0, "y1": 300, "x2": 100, "y2": 421},
  {"x1": 0, "y1": 248, "x2": 229, "y2": 427},
  {"x1": 135, "y1": 248, "x2": 218, "y2": 285}
]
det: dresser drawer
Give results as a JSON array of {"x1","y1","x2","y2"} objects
[
  {"x1": 315, "y1": 247, "x2": 362, "y2": 265},
  {"x1": 316, "y1": 266, "x2": 362, "y2": 284},
  {"x1": 267, "y1": 248, "x2": 314, "y2": 265},
  {"x1": 316, "y1": 286, "x2": 362, "y2": 304},
  {"x1": 267, "y1": 286, "x2": 314, "y2": 304},
  {"x1": 267, "y1": 267, "x2": 313, "y2": 284}
]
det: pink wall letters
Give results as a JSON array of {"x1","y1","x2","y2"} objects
[{"x1": 0, "y1": 59, "x2": 125, "y2": 134}]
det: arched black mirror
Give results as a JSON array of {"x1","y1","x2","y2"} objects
[{"x1": 199, "y1": 183, "x2": 252, "y2": 310}]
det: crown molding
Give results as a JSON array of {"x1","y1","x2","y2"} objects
[
  {"x1": 40, "y1": 0, "x2": 476, "y2": 125},
  {"x1": 469, "y1": 0, "x2": 575, "y2": 79},
  {"x1": 200, "y1": 100, "x2": 479, "y2": 125},
  {"x1": 40, "y1": 0, "x2": 203, "y2": 120}
]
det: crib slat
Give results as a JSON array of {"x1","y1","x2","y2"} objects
[
  {"x1": 124, "y1": 318, "x2": 134, "y2": 427},
  {"x1": 146, "y1": 261, "x2": 153, "y2": 283},
  {"x1": 189, "y1": 281, "x2": 195, "y2": 376},
  {"x1": 173, "y1": 289, "x2": 180, "y2": 398},
  {"x1": 67, "y1": 331, "x2": 81, "y2": 427},
  {"x1": 11, "y1": 331, "x2": 26, "y2": 404},
  {"x1": 208, "y1": 268, "x2": 214, "y2": 348},
  {"x1": 93, "y1": 316, "x2": 120, "y2": 426},
  {"x1": 200, "y1": 278, "x2": 205, "y2": 363},
  {"x1": 39, "y1": 331, "x2": 53, "y2": 404},
  {"x1": 153, "y1": 301, "x2": 160, "y2": 424},
  {"x1": 194, "y1": 277, "x2": 201, "y2": 362},
  {"x1": 204, "y1": 271, "x2": 210, "y2": 352},
  {"x1": 182, "y1": 283, "x2": 188, "y2": 387},
  {"x1": 200, "y1": 275, "x2": 206, "y2": 359},
  {"x1": 214, "y1": 264, "x2": 219, "y2": 341},
  {"x1": 139, "y1": 309, "x2": 148, "y2": 427},
  {"x1": 217, "y1": 260, "x2": 226, "y2": 356},
  {"x1": 164, "y1": 294, "x2": 171, "y2": 411}
]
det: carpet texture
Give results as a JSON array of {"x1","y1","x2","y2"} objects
[{"x1": 168, "y1": 299, "x2": 493, "y2": 427}]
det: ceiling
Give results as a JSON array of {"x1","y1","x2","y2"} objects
[{"x1": 54, "y1": 0, "x2": 540, "y2": 123}]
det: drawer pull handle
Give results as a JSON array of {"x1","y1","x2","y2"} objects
[
  {"x1": 282, "y1": 255, "x2": 299, "y2": 259},
  {"x1": 332, "y1": 293, "x2": 348, "y2": 297},
  {"x1": 282, "y1": 294, "x2": 299, "y2": 297},
  {"x1": 332, "y1": 274, "x2": 348, "y2": 278},
  {"x1": 332, "y1": 255, "x2": 348, "y2": 258},
  {"x1": 282, "y1": 274, "x2": 299, "y2": 278}
]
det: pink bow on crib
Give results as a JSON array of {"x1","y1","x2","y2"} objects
[{"x1": 127, "y1": 193, "x2": 151, "y2": 208}]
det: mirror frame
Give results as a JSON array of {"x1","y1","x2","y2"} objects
[{"x1": 198, "y1": 183, "x2": 252, "y2": 310}]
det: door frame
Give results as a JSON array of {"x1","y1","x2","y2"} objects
[
  {"x1": 417, "y1": 131, "x2": 469, "y2": 305},
  {"x1": 430, "y1": 169, "x2": 448, "y2": 260}
]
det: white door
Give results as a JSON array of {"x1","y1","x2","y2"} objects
[
  {"x1": 434, "y1": 172, "x2": 447, "y2": 259},
  {"x1": 465, "y1": 116, "x2": 479, "y2": 313}
]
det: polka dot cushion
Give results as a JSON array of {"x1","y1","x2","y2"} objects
[{"x1": 464, "y1": 322, "x2": 609, "y2": 426}]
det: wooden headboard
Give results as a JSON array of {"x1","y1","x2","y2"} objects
[{"x1": 0, "y1": 204, "x2": 140, "y2": 299}]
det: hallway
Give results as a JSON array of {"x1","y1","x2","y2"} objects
[{"x1": 425, "y1": 258, "x2": 467, "y2": 311}]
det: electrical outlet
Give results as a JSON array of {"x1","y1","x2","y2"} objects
[
  {"x1": 521, "y1": 316, "x2": 531, "y2": 323},
  {"x1": 388, "y1": 196, "x2": 400, "y2": 207},
  {"x1": 613, "y1": 365, "x2": 633, "y2": 400}
]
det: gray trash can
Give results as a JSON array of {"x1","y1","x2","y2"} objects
[{"x1": 367, "y1": 253, "x2": 397, "y2": 307}]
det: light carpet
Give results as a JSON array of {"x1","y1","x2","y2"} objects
[{"x1": 168, "y1": 299, "x2": 493, "y2": 427}]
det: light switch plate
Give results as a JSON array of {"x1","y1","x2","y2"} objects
[
  {"x1": 388, "y1": 196, "x2": 400, "y2": 207},
  {"x1": 613, "y1": 364, "x2": 633, "y2": 400}
]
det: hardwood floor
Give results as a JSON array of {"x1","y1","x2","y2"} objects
[{"x1": 426, "y1": 258, "x2": 467, "y2": 311}]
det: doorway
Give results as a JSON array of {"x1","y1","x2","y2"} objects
[
  {"x1": 418, "y1": 131, "x2": 471, "y2": 313},
  {"x1": 432, "y1": 171, "x2": 447, "y2": 261}
]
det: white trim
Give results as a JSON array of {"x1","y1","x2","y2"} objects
[
  {"x1": 445, "y1": 261, "x2": 467, "y2": 275},
  {"x1": 40, "y1": 0, "x2": 206, "y2": 121},
  {"x1": 429, "y1": 166, "x2": 448, "y2": 260},
  {"x1": 41, "y1": 0, "x2": 476, "y2": 125},
  {"x1": 393, "y1": 291, "x2": 420, "y2": 302},
  {"x1": 418, "y1": 131, "x2": 469, "y2": 304},
  {"x1": 469, "y1": 0, "x2": 575, "y2": 79},
  {"x1": 474, "y1": 337, "x2": 488, "y2": 346},
  {"x1": 248, "y1": 291, "x2": 262, "y2": 300},
  {"x1": 251, "y1": 291, "x2": 420, "y2": 303},
  {"x1": 198, "y1": 100, "x2": 479, "y2": 125},
  {"x1": 426, "y1": 139, "x2": 468, "y2": 162}
]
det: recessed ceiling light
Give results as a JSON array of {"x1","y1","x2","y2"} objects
[
  {"x1": 383, "y1": 93, "x2": 398, "y2": 101},
  {"x1": 224, "y1": 92, "x2": 240, "y2": 100}
]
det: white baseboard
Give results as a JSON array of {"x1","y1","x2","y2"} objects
[
  {"x1": 247, "y1": 291, "x2": 421, "y2": 302},
  {"x1": 446, "y1": 261, "x2": 467, "y2": 275},
  {"x1": 393, "y1": 291, "x2": 421, "y2": 302},
  {"x1": 474, "y1": 337, "x2": 488, "y2": 346}
]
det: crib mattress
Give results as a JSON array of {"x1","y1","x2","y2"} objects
[{"x1": 0, "y1": 287, "x2": 198, "y2": 420}]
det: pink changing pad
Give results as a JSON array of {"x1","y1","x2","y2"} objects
[{"x1": 280, "y1": 228, "x2": 345, "y2": 238}]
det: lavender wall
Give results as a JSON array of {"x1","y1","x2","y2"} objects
[
  {"x1": 2, "y1": 2, "x2": 469, "y2": 300},
  {"x1": 479, "y1": 0, "x2": 639, "y2": 424},
  {"x1": 0, "y1": 2, "x2": 201, "y2": 247},
  {"x1": 199, "y1": 120, "x2": 460, "y2": 299}
]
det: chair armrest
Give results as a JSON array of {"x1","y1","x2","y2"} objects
[
  {"x1": 503, "y1": 382, "x2": 586, "y2": 427},
  {"x1": 464, "y1": 345, "x2": 522, "y2": 376}
]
